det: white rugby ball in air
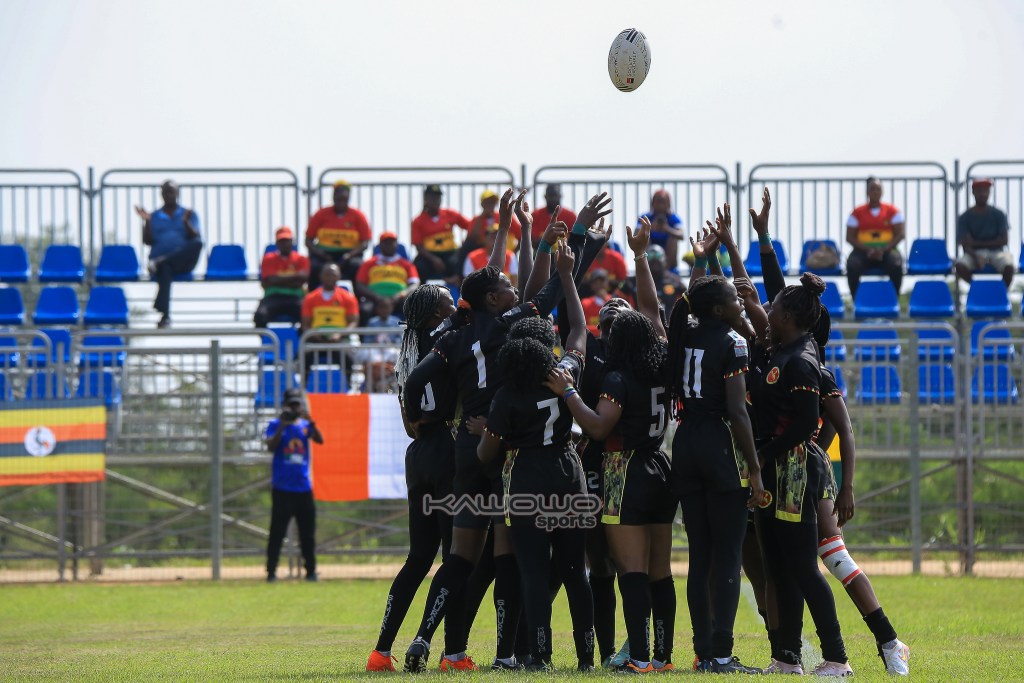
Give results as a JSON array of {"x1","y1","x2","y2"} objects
[{"x1": 608, "y1": 28, "x2": 651, "y2": 92}]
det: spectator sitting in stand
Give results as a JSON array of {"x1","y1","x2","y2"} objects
[
  {"x1": 637, "y1": 189, "x2": 686, "y2": 271},
  {"x1": 306, "y1": 180, "x2": 371, "y2": 288},
  {"x1": 845, "y1": 176, "x2": 906, "y2": 298},
  {"x1": 956, "y1": 178, "x2": 1015, "y2": 288},
  {"x1": 355, "y1": 231, "x2": 420, "y2": 323},
  {"x1": 136, "y1": 180, "x2": 203, "y2": 329},
  {"x1": 586, "y1": 236, "x2": 628, "y2": 292},
  {"x1": 467, "y1": 189, "x2": 522, "y2": 256},
  {"x1": 357, "y1": 297, "x2": 403, "y2": 393},
  {"x1": 410, "y1": 184, "x2": 471, "y2": 283},
  {"x1": 530, "y1": 184, "x2": 577, "y2": 244},
  {"x1": 255, "y1": 227, "x2": 310, "y2": 328},
  {"x1": 462, "y1": 223, "x2": 518, "y2": 285},
  {"x1": 301, "y1": 263, "x2": 360, "y2": 378}
]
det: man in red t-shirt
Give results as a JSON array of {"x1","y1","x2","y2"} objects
[
  {"x1": 302, "y1": 263, "x2": 360, "y2": 377},
  {"x1": 462, "y1": 225, "x2": 518, "y2": 285},
  {"x1": 306, "y1": 180, "x2": 372, "y2": 288},
  {"x1": 355, "y1": 231, "x2": 420, "y2": 316},
  {"x1": 410, "y1": 184, "x2": 471, "y2": 283},
  {"x1": 845, "y1": 176, "x2": 906, "y2": 297},
  {"x1": 255, "y1": 226, "x2": 310, "y2": 328},
  {"x1": 530, "y1": 184, "x2": 578, "y2": 243}
]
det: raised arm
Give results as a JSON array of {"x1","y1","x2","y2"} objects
[
  {"x1": 556, "y1": 243, "x2": 587, "y2": 354},
  {"x1": 822, "y1": 393, "x2": 856, "y2": 526},
  {"x1": 628, "y1": 217, "x2": 667, "y2": 338},
  {"x1": 523, "y1": 213, "x2": 564, "y2": 302},
  {"x1": 488, "y1": 188, "x2": 515, "y2": 270},
  {"x1": 688, "y1": 226, "x2": 722, "y2": 287},
  {"x1": 513, "y1": 190, "x2": 534, "y2": 290}
]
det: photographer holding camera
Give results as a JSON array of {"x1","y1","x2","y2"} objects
[{"x1": 265, "y1": 388, "x2": 324, "y2": 582}]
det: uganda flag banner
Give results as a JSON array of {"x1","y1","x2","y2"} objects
[
  {"x1": 0, "y1": 399, "x2": 107, "y2": 487},
  {"x1": 307, "y1": 393, "x2": 410, "y2": 501}
]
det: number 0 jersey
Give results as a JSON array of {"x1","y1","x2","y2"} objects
[{"x1": 677, "y1": 319, "x2": 750, "y2": 417}]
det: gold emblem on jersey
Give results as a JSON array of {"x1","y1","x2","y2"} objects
[{"x1": 766, "y1": 367, "x2": 780, "y2": 384}]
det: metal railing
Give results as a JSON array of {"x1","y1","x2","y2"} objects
[
  {"x1": 962, "y1": 159, "x2": 1024, "y2": 258},
  {"x1": 0, "y1": 169, "x2": 86, "y2": 265}
]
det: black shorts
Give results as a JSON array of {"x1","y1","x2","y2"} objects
[
  {"x1": 759, "y1": 441, "x2": 831, "y2": 524},
  {"x1": 671, "y1": 414, "x2": 750, "y2": 495},
  {"x1": 405, "y1": 424, "x2": 456, "y2": 499},
  {"x1": 503, "y1": 444, "x2": 590, "y2": 528},
  {"x1": 453, "y1": 429, "x2": 493, "y2": 530},
  {"x1": 601, "y1": 449, "x2": 678, "y2": 525}
]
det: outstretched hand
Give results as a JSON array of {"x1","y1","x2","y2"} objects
[
  {"x1": 498, "y1": 188, "x2": 515, "y2": 224},
  {"x1": 513, "y1": 190, "x2": 531, "y2": 233},
  {"x1": 555, "y1": 241, "x2": 575, "y2": 276},
  {"x1": 709, "y1": 203, "x2": 735, "y2": 248},
  {"x1": 733, "y1": 276, "x2": 758, "y2": 303},
  {"x1": 628, "y1": 216, "x2": 652, "y2": 255},
  {"x1": 541, "y1": 219, "x2": 567, "y2": 247},
  {"x1": 577, "y1": 192, "x2": 612, "y2": 229},
  {"x1": 134, "y1": 205, "x2": 151, "y2": 222},
  {"x1": 543, "y1": 366, "x2": 575, "y2": 395},
  {"x1": 749, "y1": 186, "x2": 771, "y2": 236}
]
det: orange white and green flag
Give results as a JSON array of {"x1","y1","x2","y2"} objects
[{"x1": 0, "y1": 400, "x2": 107, "y2": 487}]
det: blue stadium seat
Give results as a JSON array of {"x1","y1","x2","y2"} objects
[
  {"x1": 75, "y1": 370, "x2": 121, "y2": 406},
  {"x1": 79, "y1": 335, "x2": 126, "y2": 368},
  {"x1": 916, "y1": 328, "x2": 955, "y2": 361},
  {"x1": 0, "y1": 288, "x2": 25, "y2": 326},
  {"x1": 0, "y1": 372, "x2": 10, "y2": 400},
  {"x1": 744, "y1": 240, "x2": 788, "y2": 276},
  {"x1": 919, "y1": 364, "x2": 955, "y2": 404},
  {"x1": 39, "y1": 245, "x2": 85, "y2": 283},
  {"x1": 608, "y1": 241, "x2": 624, "y2": 255},
  {"x1": 856, "y1": 365, "x2": 902, "y2": 405},
  {"x1": 799, "y1": 239, "x2": 843, "y2": 276},
  {"x1": 306, "y1": 368, "x2": 348, "y2": 394},
  {"x1": 95, "y1": 244, "x2": 141, "y2": 282},
  {"x1": 1019, "y1": 242, "x2": 1024, "y2": 273},
  {"x1": 173, "y1": 272, "x2": 194, "y2": 282},
  {"x1": 254, "y1": 369, "x2": 299, "y2": 409},
  {"x1": 29, "y1": 328, "x2": 73, "y2": 367},
  {"x1": 372, "y1": 242, "x2": 410, "y2": 259},
  {"x1": 823, "y1": 329, "x2": 847, "y2": 362},
  {"x1": 907, "y1": 238, "x2": 953, "y2": 275},
  {"x1": 821, "y1": 281, "x2": 844, "y2": 319},
  {"x1": 827, "y1": 365, "x2": 847, "y2": 397},
  {"x1": 32, "y1": 287, "x2": 79, "y2": 326},
  {"x1": 855, "y1": 325, "x2": 901, "y2": 361},
  {"x1": 754, "y1": 282, "x2": 768, "y2": 304},
  {"x1": 26, "y1": 371, "x2": 71, "y2": 399},
  {"x1": 971, "y1": 365, "x2": 1019, "y2": 405},
  {"x1": 0, "y1": 245, "x2": 30, "y2": 282},
  {"x1": 853, "y1": 281, "x2": 899, "y2": 318},
  {"x1": 205, "y1": 245, "x2": 248, "y2": 280},
  {"x1": 908, "y1": 281, "x2": 954, "y2": 318},
  {"x1": 971, "y1": 321, "x2": 1015, "y2": 360},
  {"x1": 965, "y1": 280, "x2": 1011, "y2": 318},
  {"x1": 259, "y1": 326, "x2": 300, "y2": 365},
  {"x1": 0, "y1": 337, "x2": 19, "y2": 367},
  {"x1": 84, "y1": 287, "x2": 129, "y2": 326}
]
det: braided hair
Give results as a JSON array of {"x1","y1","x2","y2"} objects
[
  {"x1": 665, "y1": 275, "x2": 736, "y2": 402},
  {"x1": 396, "y1": 284, "x2": 447, "y2": 390},
  {"x1": 507, "y1": 316, "x2": 557, "y2": 348},
  {"x1": 460, "y1": 266, "x2": 504, "y2": 311},
  {"x1": 778, "y1": 272, "x2": 827, "y2": 332},
  {"x1": 498, "y1": 338, "x2": 557, "y2": 392},
  {"x1": 606, "y1": 310, "x2": 666, "y2": 385}
]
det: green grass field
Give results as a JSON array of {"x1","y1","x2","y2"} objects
[{"x1": 2, "y1": 575, "x2": 1022, "y2": 681}]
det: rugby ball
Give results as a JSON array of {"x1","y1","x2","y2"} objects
[{"x1": 608, "y1": 28, "x2": 651, "y2": 92}]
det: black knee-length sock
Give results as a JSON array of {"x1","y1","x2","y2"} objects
[
  {"x1": 493, "y1": 554, "x2": 522, "y2": 660},
  {"x1": 649, "y1": 576, "x2": 676, "y2": 664},
  {"x1": 617, "y1": 571, "x2": 652, "y2": 663},
  {"x1": 590, "y1": 573, "x2": 617, "y2": 661}
]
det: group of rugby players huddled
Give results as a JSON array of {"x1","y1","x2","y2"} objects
[{"x1": 363, "y1": 188, "x2": 910, "y2": 676}]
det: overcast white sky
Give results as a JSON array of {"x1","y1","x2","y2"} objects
[{"x1": 2, "y1": 0, "x2": 1023, "y2": 175}]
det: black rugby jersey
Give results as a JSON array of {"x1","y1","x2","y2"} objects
[
  {"x1": 408, "y1": 327, "x2": 458, "y2": 430},
  {"x1": 753, "y1": 333, "x2": 821, "y2": 459},
  {"x1": 678, "y1": 319, "x2": 749, "y2": 417},
  {"x1": 600, "y1": 353, "x2": 671, "y2": 451},
  {"x1": 485, "y1": 350, "x2": 584, "y2": 451}
]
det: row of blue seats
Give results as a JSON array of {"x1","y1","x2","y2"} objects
[
  {"x1": 745, "y1": 237, "x2": 1024, "y2": 277},
  {"x1": 0, "y1": 369, "x2": 121, "y2": 406},
  {"x1": 255, "y1": 369, "x2": 348, "y2": 408},
  {"x1": 754, "y1": 278, "x2": 1020, "y2": 319},
  {"x1": 838, "y1": 363, "x2": 1019, "y2": 405},
  {"x1": 1, "y1": 332, "x2": 125, "y2": 367},
  {"x1": 0, "y1": 286, "x2": 128, "y2": 326},
  {"x1": 825, "y1": 322, "x2": 1017, "y2": 362}
]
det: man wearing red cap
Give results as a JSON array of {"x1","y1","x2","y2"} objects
[
  {"x1": 306, "y1": 180, "x2": 372, "y2": 288},
  {"x1": 956, "y1": 178, "x2": 1015, "y2": 288},
  {"x1": 255, "y1": 227, "x2": 310, "y2": 328},
  {"x1": 355, "y1": 231, "x2": 421, "y2": 315}
]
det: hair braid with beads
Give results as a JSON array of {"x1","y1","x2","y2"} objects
[{"x1": 606, "y1": 309, "x2": 666, "y2": 386}]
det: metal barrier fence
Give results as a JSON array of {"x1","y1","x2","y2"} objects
[
  {"x1": 97, "y1": 168, "x2": 302, "y2": 277},
  {"x1": 0, "y1": 169, "x2": 86, "y2": 264},
  {"x1": 746, "y1": 162, "x2": 949, "y2": 267},
  {"x1": 1, "y1": 322, "x2": 1023, "y2": 581}
]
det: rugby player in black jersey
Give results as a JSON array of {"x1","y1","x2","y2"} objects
[
  {"x1": 400, "y1": 191, "x2": 611, "y2": 672},
  {"x1": 547, "y1": 305, "x2": 676, "y2": 674},
  {"x1": 366, "y1": 284, "x2": 457, "y2": 672},
  {"x1": 476, "y1": 244, "x2": 595, "y2": 671},
  {"x1": 665, "y1": 256, "x2": 764, "y2": 672}
]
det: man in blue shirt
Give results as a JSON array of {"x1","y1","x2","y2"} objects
[
  {"x1": 264, "y1": 388, "x2": 324, "y2": 582},
  {"x1": 135, "y1": 180, "x2": 204, "y2": 328},
  {"x1": 637, "y1": 189, "x2": 686, "y2": 272}
]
